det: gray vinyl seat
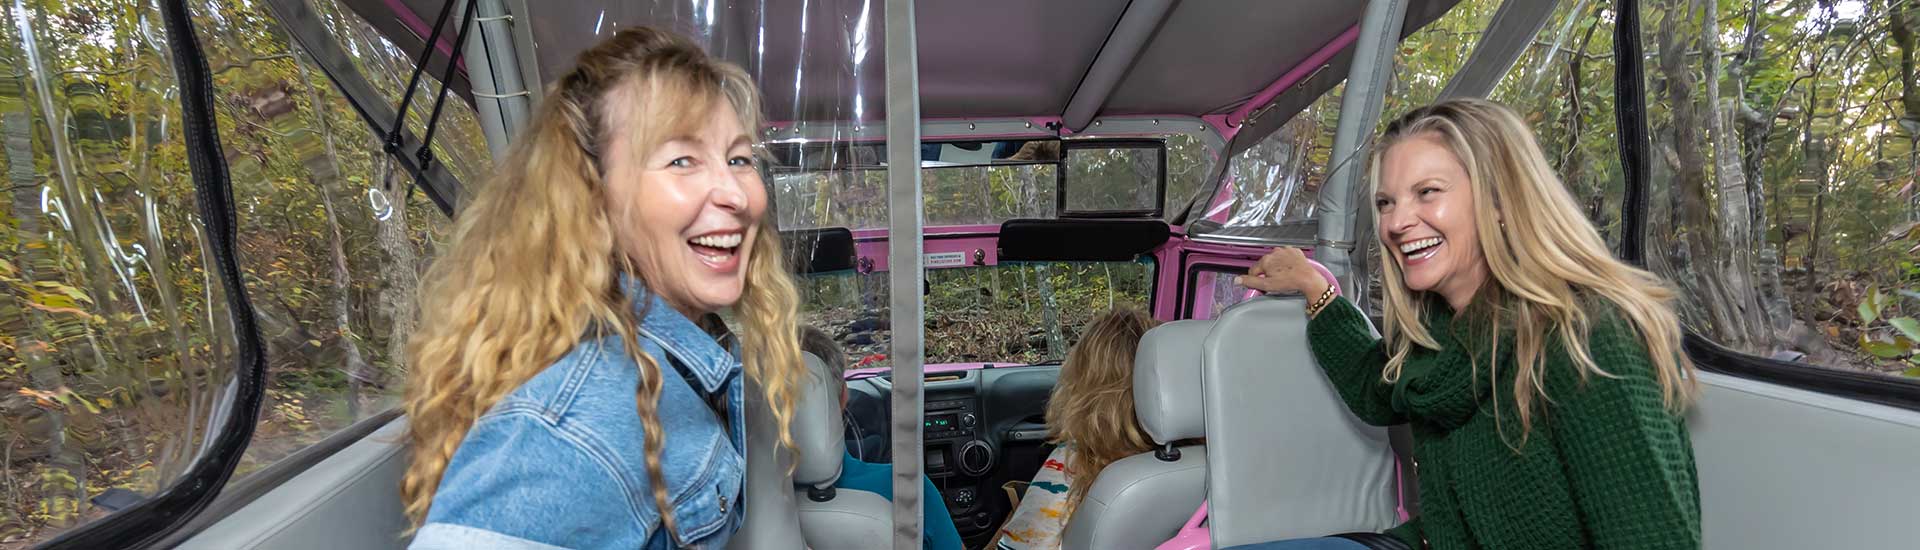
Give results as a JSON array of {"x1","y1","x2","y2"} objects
[
  {"x1": 1060, "y1": 319, "x2": 1213, "y2": 550},
  {"x1": 731, "y1": 353, "x2": 891, "y2": 550},
  {"x1": 1202, "y1": 296, "x2": 1400, "y2": 547}
]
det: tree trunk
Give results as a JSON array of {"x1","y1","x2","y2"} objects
[
  {"x1": 293, "y1": 50, "x2": 377, "y2": 417},
  {"x1": 1658, "y1": 0, "x2": 1741, "y2": 344},
  {"x1": 1566, "y1": 7, "x2": 1611, "y2": 237},
  {"x1": 1701, "y1": 0, "x2": 1765, "y2": 348},
  {"x1": 5, "y1": 3, "x2": 89, "y2": 517},
  {"x1": 1132, "y1": 148, "x2": 1157, "y2": 211},
  {"x1": 1802, "y1": 86, "x2": 1831, "y2": 324},
  {"x1": 5, "y1": 107, "x2": 80, "y2": 527},
  {"x1": 1897, "y1": 1, "x2": 1920, "y2": 233},
  {"x1": 1034, "y1": 264, "x2": 1066, "y2": 359},
  {"x1": 1736, "y1": 0, "x2": 1794, "y2": 337},
  {"x1": 22, "y1": 7, "x2": 129, "y2": 373},
  {"x1": 375, "y1": 160, "x2": 421, "y2": 377},
  {"x1": 1018, "y1": 265, "x2": 1030, "y2": 315},
  {"x1": 1897, "y1": 1, "x2": 1920, "y2": 129},
  {"x1": 1103, "y1": 263, "x2": 1115, "y2": 310}
]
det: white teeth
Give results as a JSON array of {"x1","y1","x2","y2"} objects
[
  {"x1": 690, "y1": 233, "x2": 743, "y2": 249},
  {"x1": 698, "y1": 253, "x2": 731, "y2": 264},
  {"x1": 1399, "y1": 237, "x2": 1442, "y2": 254}
]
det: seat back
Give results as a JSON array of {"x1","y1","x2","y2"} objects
[
  {"x1": 1202, "y1": 296, "x2": 1397, "y2": 547},
  {"x1": 791, "y1": 354, "x2": 893, "y2": 548},
  {"x1": 732, "y1": 353, "x2": 891, "y2": 549},
  {"x1": 728, "y1": 354, "x2": 814, "y2": 550},
  {"x1": 1061, "y1": 320, "x2": 1213, "y2": 550}
]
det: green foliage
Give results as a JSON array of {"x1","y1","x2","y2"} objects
[
  {"x1": 799, "y1": 261, "x2": 1152, "y2": 368},
  {"x1": 1860, "y1": 287, "x2": 1887, "y2": 325},
  {"x1": 0, "y1": 0, "x2": 480, "y2": 542},
  {"x1": 1854, "y1": 284, "x2": 1920, "y2": 378},
  {"x1": 777, "y1": 140, "x2": 1208, "y2": 230},
  {"x1": 1887, "y1": 317, "x2": 1920, "y2": 343},
  {"x1": 1064, "y1": 145, "x2": 1159, "y2": 213},
  {"x1": 1370, "y1": 0, "x2": 1920, "y2": 380}
]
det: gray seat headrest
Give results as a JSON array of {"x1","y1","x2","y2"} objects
[
  {"x1": 1134, "y1": 319, "x2": 1213, "y2": 444},
  {"x1": 792, "y1": 353, "x2": 847, "y2": 488}
]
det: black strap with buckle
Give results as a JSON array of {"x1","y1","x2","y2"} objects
[{"x1": 1330, "y1": 532, "x2": 1416, "y2": 550}]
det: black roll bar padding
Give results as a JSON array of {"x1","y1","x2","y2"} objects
[
  {"x1": 385, "y1": 0, "x2": 461, "y2": 156},
  {"x1": 1613, "y1": 0, "x2": 1651, "y2": 267}
]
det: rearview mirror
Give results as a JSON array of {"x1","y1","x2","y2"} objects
[{"x1": 1059, "y1": 139, "x2": 1166, "y2": 218}]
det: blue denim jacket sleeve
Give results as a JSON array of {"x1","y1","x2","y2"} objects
[
  {"x1": 410, "y1": 409, "x2": 653, "y2": 550},
  {"x1": 408, "y1": 287, "x2": 746, "y2": 550}
]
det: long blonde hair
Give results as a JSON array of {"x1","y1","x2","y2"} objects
[
  {"x1": 1044, "y1": 307, "x2": 1160, "y2": 523},
  {"x1": 1368, "y1": 98, "x2": 1696, "y2": 438},
  {"x1": 399, "y1": 28, "x2": 805, "y2": 541}
]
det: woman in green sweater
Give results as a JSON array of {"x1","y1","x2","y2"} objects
[{"x1": 1229, "y1": 98, "x2": 1701, "y2": 550}]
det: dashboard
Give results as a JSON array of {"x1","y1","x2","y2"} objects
[{"x1": 843, "y1": 365, "x2": 1061, "y2": 548}]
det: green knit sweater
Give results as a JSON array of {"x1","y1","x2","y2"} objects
[{"x1": 1305, "y1": 296, "x2": 1701, "y2": 549}]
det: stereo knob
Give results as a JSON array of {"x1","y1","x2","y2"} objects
[
  {"x1": 958, "y1": 440, "x2": 993, "y2": 476},
  {"x1": 961, "y1": 413, "x2": 977, "y2": 427}
]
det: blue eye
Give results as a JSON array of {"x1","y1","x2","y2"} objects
[
  {"x1": 668, "y1": 157, "x2": 695, "y2": 168},
  {"x1": 729, "y1": 156, "x2": 755, "y2": 167}
]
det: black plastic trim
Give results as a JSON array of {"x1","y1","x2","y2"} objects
[
  {"x1": 783, "y1": 227, "x2": 858, "y2": 274},
  {"x1": 1153, "y1": 443, "x2": 1181, "y2": 462},
  {"x1": 261, "y1": 0, "x2": 461, "y2": 216},
  {"x1": 853, "y1": 229, "x2": 1002, "y2": 243},
  {"x1": 1685, "y1": 333, "x2": 1920, "y2": 412},
  {"x1": 997, "y1": 218, "x2": 1168, "y2": 262},
  {"x1": 1179, "y1": 262, "x2": 1252, "y2": 320},
  {"x1": 1613, "y1": 0, "x2": 1650, "y2": 266},
  {"x1": 807, "y1": 485, "x2": 837, "y2": 502},
  {"x1": 38, "y1": 2, "x2": 270, "y2": 547},
  {"x1": 1331, "y1": 532, "x2": 1415, "y2": 550},
  {"x1": 1057, "y1": 138, "x2": 1167, "y2": 219}
]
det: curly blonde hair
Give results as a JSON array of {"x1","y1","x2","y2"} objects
[
  {"x1": 399, "y1": 27, "x2": 804, "y2": 542},
  {"x1": 1043, "y1": 307, "x2": 1160, "y2": 525}
]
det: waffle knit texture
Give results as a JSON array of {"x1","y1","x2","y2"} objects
[{"x1": 1306, "y1": 296, "x2": 1700, "y2": 549}]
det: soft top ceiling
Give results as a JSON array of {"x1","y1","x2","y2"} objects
[{"x1": 339, "y1": 0, "x2": 1458, "y2": 125}]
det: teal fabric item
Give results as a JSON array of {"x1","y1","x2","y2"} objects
[{"x1": 837, "y1": 453, "x2": 965, "y2": 550}]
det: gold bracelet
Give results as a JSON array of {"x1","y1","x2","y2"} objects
[{"x1": 1305, "y1": 282, "x2": 1337, "y2": 318}]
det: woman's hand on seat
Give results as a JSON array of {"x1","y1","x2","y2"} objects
[{"x1": 1237, "y1": 247, "x2": 1328, "y2": 297}]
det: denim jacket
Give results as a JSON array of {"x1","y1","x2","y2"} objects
[{"x1": 409, "y1": 285, "x2": 746, "y2": 550}]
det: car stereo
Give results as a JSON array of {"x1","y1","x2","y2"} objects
[{"x1": 924, "y1": 398, "x2": 977, "y2": 439}]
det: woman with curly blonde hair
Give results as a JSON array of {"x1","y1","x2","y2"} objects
[
  {"x1": 995, "y1": 307, "x2": 1160, "y2": 550},
  {"x1": 399, "y1": 27, "x2": 805, "y2": 549}
]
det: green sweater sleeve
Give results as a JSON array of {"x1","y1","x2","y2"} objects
[
  {"x1": 1305, "y1": 295, "x2": 1404, "y2": 426},
  {"x1": 1545, "y1": 320, "x2": 1702, "y2": 549}
]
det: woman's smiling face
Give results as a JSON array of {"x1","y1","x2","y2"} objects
[
  {"x1": 1375, "y1": 132, "x2": 1489, "y2": 310},
  {"x1": 604, "y1": 103, "x2": 767, "y2": 318}
]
